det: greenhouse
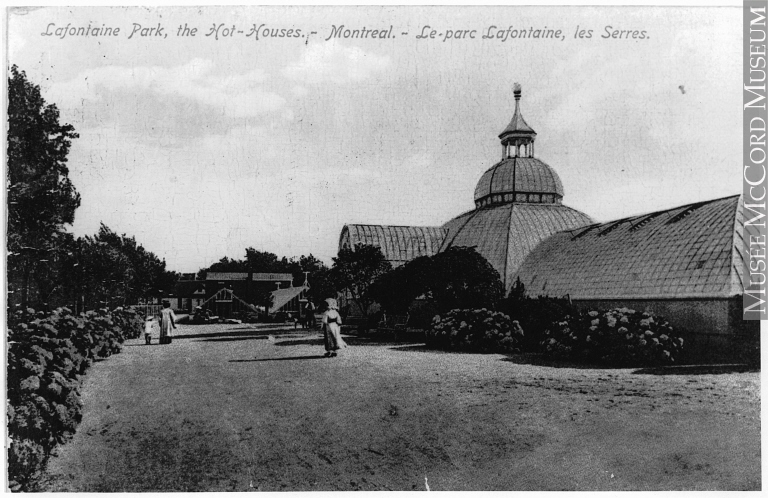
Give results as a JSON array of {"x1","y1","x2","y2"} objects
[{"x1": 338, "y1": 84, "x2": 757, "y2": 352}]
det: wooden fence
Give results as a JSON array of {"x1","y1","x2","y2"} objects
[{"x1": 130, "y1": 304, "x2": 164, "y2": 317}]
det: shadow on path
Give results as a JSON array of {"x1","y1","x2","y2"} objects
[
  {"x1": 173, "y1": 329, "x2": 301, "y2": 340},
  {"x1": 501, "y1": 353, "x2": 622, "y2": 370},
  {"x1": 198, "y1": 336, "x2": 272, "y2": 343},
  {"x1": 274, "y1": 336, "x2": 423, "y2": 348},
  {"x1": 229, "y1": 355, "x2": 328, "y2": 362},
  {"x1": 387, "y1": 344, "x2": 481, "y2": 354},
  {"x1": 632, "y1": 364, "x2": 759, "y2": 375}
]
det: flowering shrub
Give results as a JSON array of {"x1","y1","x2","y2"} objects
[
  {"x1": 111, "y1": 307, "x2": 144, "y2": 340},
  {"x1": 426, "y1": 308, "x2": 524, "y2": 353},
  {"x1": 541, "y1": 308, "x2": 684, "y2": 365},
  {"x1": 6, "y1": 306, "x2": 143, "y2": 490}
]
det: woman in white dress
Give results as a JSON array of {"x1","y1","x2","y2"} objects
[
  {"x1": 322, "y1": 298, "x2": 347, "y2": 357},
  {"x1": 158, "y1": 301, "x2": 177, "y2": 344}
]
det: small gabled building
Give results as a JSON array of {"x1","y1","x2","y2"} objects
[
  {"x1": 173, "y1": 272, "x2": 298, "y2": 315},
  {"x1": 172, "y1": 280, "x2": 207, "y2": 311},
  {"x1": 204, "y1": 272, "x2": 293, "y2": 302}
]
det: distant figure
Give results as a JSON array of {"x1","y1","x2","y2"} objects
[
  {"x1": 159, "y1": 301, "x2": 177, "y2": 345},
  {"x1": 144, "y1": 315, "x2": 156, "y2": 345},
  {"x1": 322, "y1": 298, "x2": 347, "y2": 357},
  {"x1": 303, "y1": 300, "x2": 316, "y2": 329}
]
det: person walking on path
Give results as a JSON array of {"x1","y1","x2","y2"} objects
[
  {"x1": 159, "y1": 301, "x2": 177, "y2": 345},
  {"x1": 303, "y1": 300, "x2": 316, "y2": 329},
  {"x1": 144, "y1": 315, "x2": 156, "y2": 345},
  {"x1": 322, "y1": 298, "x2": 346, "y2": 357}
]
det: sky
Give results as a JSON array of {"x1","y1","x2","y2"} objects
[{"x1": 7, "y1": 6, "x2": 743, "y2": 273}]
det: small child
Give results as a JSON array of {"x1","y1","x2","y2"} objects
[{"x1": 144, "y1": 316, "x2": 156, "y2": 345}]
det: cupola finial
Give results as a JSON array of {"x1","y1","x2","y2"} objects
[{"x1": 499, "y1": 83, "x2": 535, "y2": 160}]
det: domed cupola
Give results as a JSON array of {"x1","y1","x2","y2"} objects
[{"x1": 473, "y1": 84, "x2": 564, "y2": 209}]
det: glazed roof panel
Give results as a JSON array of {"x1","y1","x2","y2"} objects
[
  {"x1": 515, "y1": 195, "x2": 743, "y2": 299},
  {"x1": 442, "y1": 203, "x2": 593, "y2": 289},
  {"x1": 341, "y1": 224, "x2": 448, "y2": 267}
]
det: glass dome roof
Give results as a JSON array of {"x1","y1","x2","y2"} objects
[{"x1": 474, "y1": 157, "x2": 564, "y2": 207}]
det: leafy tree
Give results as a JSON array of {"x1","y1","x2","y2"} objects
[
  {"x1": 427, "y1": 247, "x2": 505, "y2": 313},
  {"x1": 22, "y1": 231, "x2": 77, "y2": 311},
  {"x1": 370, "y1": 262, "x2": 424, "y2": 316},
  {"x1": 245, "y1": 248, "x2": 288, "y2": 273},
  {"x1": 196, "y1": 256, "x2": 248, "y2": 280},
  {"x1": 197, "y1": 248, "x2": 296, "y2": 279},
  {"x1": 296, "y1": 254, "x2": 335, "y2": 303},
  {"x1": 330, "y1": 244, "x2": 392, "y2": 318},
  {"x1": 7, "y1": 65, "x2": 81, "y2": 308},
  {"x1": 63, "y1": 224, "x2": 179, "y2": 312},
  {"x1": 371, "y1": 246, "x2": 504, "y2": 317},
  {"x1": 74, "y1": 232, "x2": 133, "y2": 310}
]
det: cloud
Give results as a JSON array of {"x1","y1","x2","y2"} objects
[
  {"x1": 282, "y1": 40, "x2": 390, "y2": 85},
  {"x1": 47, "y1": 59, "x2": 285, "y2": 118}
]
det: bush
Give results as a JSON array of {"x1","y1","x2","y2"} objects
[
  {"x1": 541, "y1": 308, "x2": 684, "y2": 366},
  {"x1": 407, "y1": 300, "x2": 439, "y2": 330},
  {"x1": 425, "y1": 308, "x2": 524, "y2": 353},
  {"x1": 111, "y1": 307, "x2": 144, "y2": 340},
  {"x1": 501, "y1": 278, "x2": 579, "y2": 352},
  {"x1": 6, "y1": 306, "x2": 141, "y2": 490},
  {"x1": 502, "y1": 295, "x2": 577, "y2": 352}
]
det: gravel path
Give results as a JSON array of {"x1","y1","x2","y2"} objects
[{"x1": 38, "y1": 323, "x2": 760, "y2": 491}]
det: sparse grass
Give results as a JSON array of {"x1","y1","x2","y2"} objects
[{"x1": 37, "y1": 322, "x2": 760, "y2": 491}]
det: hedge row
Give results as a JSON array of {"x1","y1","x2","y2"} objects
[
  {"x1": 6, "y1": 306, "x2": 144, "y2": 490},
  {"x1": 425, "y1": 306, "x2": 684, "y2": 367},
  {"x1": 541, "y1": 308, "x2": 684, "y2": 365},
  {"x1": 426, "y1": 308, "x2": 524, "y2": 353}
]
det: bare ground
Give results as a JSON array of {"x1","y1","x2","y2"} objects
[{"x1": 37, "y1": 323, "x2": 760, "y2": 491}]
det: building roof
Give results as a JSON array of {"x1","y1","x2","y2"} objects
[
  {"x1": 441, "y1": 203, "x2": 593, "y2": 291},
  {"x1": 205, "y1": 272, "x2": 293, "y2": 281},
  {"x1": 270, "y1": 285, "x2": 307, "y2": 313},
  {"x1": 174, "y1": 280, "x2": 206, "y2": 297},
  {"x1": 514, "y1": 194, "x2": 745, "y2": 300},
  {"x1": 474, "y1": 157, "x2": 564, "y2": 203},
  {"x1": 339, "y1": 224, "x2": 448, "y2": 267}
]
